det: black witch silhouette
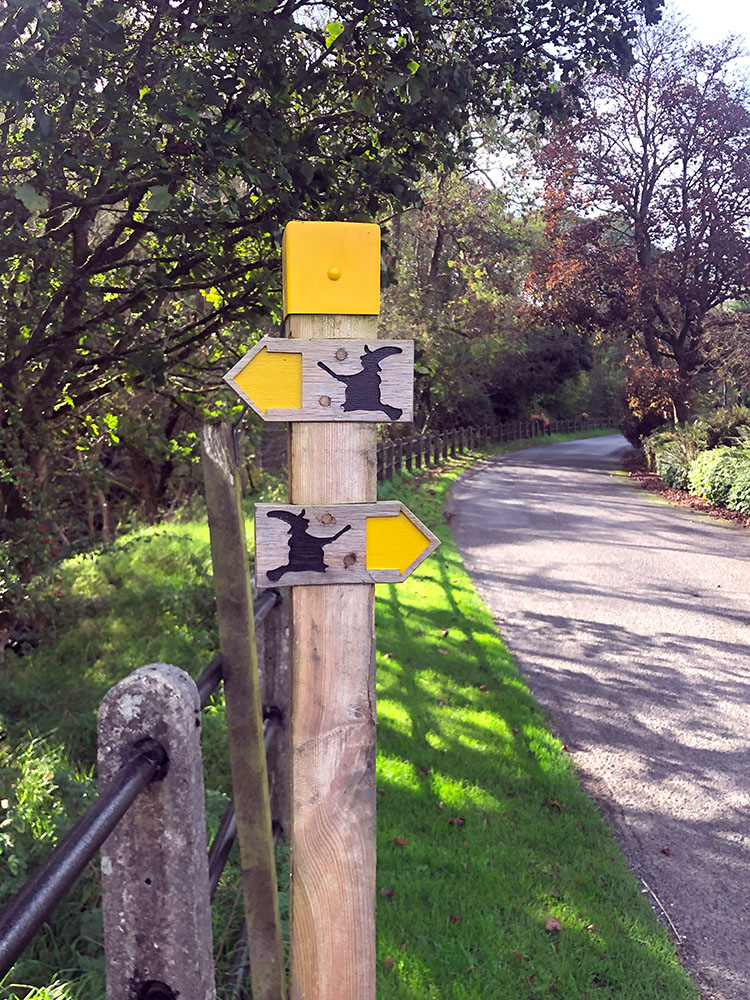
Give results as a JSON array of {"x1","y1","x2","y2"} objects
[
  {"x1": 266, "y1": 509, "x2": 352, "y2": 581},
  {"x1": 317, "y1": 345, "x2": 403, "y2": 420}
]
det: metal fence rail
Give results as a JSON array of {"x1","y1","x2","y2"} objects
[
  {"x1": 0, "y1": 589, "x2": 283, "y2": 983},
  {"x1": 0, "y1": 737, "x2": 168, "y2": 979}
]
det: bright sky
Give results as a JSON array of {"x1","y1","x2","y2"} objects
[{"x1": 672, "y1": 0, "x2": 750, "y2": 46}]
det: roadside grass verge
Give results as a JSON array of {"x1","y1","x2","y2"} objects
[
  {"x1": 1, "y1": 430, "x2": 695, "y2": 998},
  {"x1": 373, "y1": 435, "x2": 696, "y2": 998}
]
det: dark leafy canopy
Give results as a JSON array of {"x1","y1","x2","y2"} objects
[
  {"x1": 0, "y1": 0, "x2": 657, "y2": 625},
  {"x1": 0, "y1": 0, "x2": 659, "y2": 419}
]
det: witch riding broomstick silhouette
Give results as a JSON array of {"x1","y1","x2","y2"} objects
[
  {"x1": 317, "y1": 344, "x2": 403, "y2": 420},
  {"x1": 266, "y1": 509, "x2": 352, "y2": 582}
]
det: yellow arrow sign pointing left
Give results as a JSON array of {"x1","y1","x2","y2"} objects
[
  {"x1": 229, "y1": 345, "x2": 302, "y2": 415},
  {"x1": 224, "y1": 337, "x2": 414, "y2": 423}
]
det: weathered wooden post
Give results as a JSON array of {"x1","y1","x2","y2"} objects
[
  {"x1": 223, "y1": 221, "x2": 437, "y2": 1000},
  {"x1": 201, "y1": 424, "x2": 285, "y2": 1000}
]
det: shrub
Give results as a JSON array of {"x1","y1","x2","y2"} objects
[
  {"x1": 702, "y1": 405, "x2": 750, "y2": 449},
  {"x1": 644, "y1": 422, "x2": 707, "y2": 489},
  {"x1": 688, "y1": 447, "x2": 739, "y2": 505},
  {"x1": 688, "y1": 446, "x2": 750, "y2": 510},
  {"x1": 727, "y1": 451, "x2": 750, "y2": 514}
]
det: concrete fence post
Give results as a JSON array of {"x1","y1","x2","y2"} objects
[{"x1": 98, "y1": 663, "x2": 215, "y2": 1000}]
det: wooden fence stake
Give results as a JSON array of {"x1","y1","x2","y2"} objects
[
  {"x1": 287, "y1": 313, "x2": 377, "y2": 1000},
  {"x1": 99, "y1": 663, "x2": 215, "y2": 1000},
  {"x1": 201, "y1": 424, "x2": 286, "y2": 1000}
]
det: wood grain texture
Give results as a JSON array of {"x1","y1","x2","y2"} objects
[
  {"x1": 201, "y1": 424, "x2": 286, "y2": 1000},
  {"x1": 225, "y1": 337, "x2": 413, "y2": 422},
  {"x1": 254, "y1": 501, "x2": 439, "y2": 587},
  {"x1": 286, "y1": 314, "x2": 377, "y2": 1000}
]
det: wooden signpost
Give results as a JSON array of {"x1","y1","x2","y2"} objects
[
  {"x1": 223, "y1": 219, "x2": 438, "y2": 1000},
  {"x1": 254, "y1": 501, "x2": 438, "y2": 586},
  {"x1": 223, "y1": 338, "x2": 414, "y2": 422}
]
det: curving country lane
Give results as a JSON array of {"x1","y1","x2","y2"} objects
[{"x1": 451, "y1": 435, "x2": 750, "y2": 1000}]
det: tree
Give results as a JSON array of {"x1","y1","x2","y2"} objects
[
  {"x1": 0, "y1": 0, "x2": 659, "y2": 634},
  {"x1": 528, "y1": 18, "x2": 750, "y2": 427},
  {"x1": 379, "y1": 173, "x2": 595, "y2": 428}
]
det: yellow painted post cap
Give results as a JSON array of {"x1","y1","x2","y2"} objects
[{"x1": 282, "y1": 221, "x2": 380, "y2": 317}]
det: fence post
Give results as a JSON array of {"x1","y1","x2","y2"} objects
[
  {"x1": 201, "y1": 423, "x2": 286, "y2": 1000},
  {"x1": 406, "y1": 437, "x2": 413, "y2": 472},
  {"x1": 99, "y1": 663, "x2": 215, "y2": 1000},
  {"x1": 416, "y1": 433, "x2": 423, "y2": 469}
]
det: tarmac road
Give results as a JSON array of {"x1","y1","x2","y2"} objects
[{"x1": 451, "y1": 435, "x2": 750, "y2": 1000}]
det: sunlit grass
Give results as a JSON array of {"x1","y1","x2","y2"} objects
[
  {"x1": 0, "y1": 431, "x2": 697, "y2": 999},
  {"x1": 374, "y1": 439, "x2": 697, "y2": 999}
]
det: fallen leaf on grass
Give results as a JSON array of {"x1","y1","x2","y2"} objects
[
  {"x1": 477, "y1": 684, "x2": 488, "y2": 691},
  {"x1": 437, "y1": 698, "x2": 447, "y2": 706},
  {"x1": 547, "y1": 800, "x2": 565, "y2": 812},
  {"x1": 438, "y1": 648, "x2": 449, "y2": 655},
  {"x1": 513, "y1": 950, "x2": 525, "y2": 963},
  {"x1": 380, "y1": 887, "x2": 395, "y2": 897},
  {"x1": 442, "y1": 628, "x2": 449, "y2": 637},
  {"x1": 448, "y1": 816, "x2": 466, "y2": 826},
  {"x1": 450, "y1": 914, "x2": 461, "y2": 923},
  {"x1": 393, "y1": 837, "x2": 407, "y2": 846},
  {"x1": 545, "y1": 917, "x2": 562, "y2": 932},
  {"x1": 383, "y1": 652, "x2": 392, "y2": 659},
  {"x1": 384, "y1": 956, "x2": 394, "y2": 972}
]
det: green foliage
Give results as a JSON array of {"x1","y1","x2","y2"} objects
[
  {"x1": 643, "y1": 423, "x2": 706, "y2": 489},
  {"x1": 380, "y1": 174, "x2": 602, "y2": 428},
  {"x1": 643, "y1": 408, "x2": 750, "y2": 514},
  {"x1": 1, "y1": 523, "x2": 218, "y2": 766},
  {"x1": 726, "y1": 456, "x2": 750, "y2": 514},
  {"x1": 687, "y1": 447, "x2": 743, "y2": 506},
  {"x1": 0, "y1": 0, "x2": 658, "y2": 626},
  {"x1": 701, "y1": 406, "x2": 750, "y2": 450}
]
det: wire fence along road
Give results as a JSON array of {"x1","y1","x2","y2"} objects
[{"x1": 451, "y1": 434, "x2": 750, "y2": 1000}]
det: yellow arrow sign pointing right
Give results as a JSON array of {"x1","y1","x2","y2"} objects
[
  {"x1": 231, "y1": 346, "x2": 302, "y2": 415},
  {"x1": 366, "y1": 509, "x2": 438, "y2": 577}
]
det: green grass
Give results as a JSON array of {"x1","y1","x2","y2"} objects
[
  {"x1": 1, "y1": 431, "x2": 696, "y2": 999},
  {"x1": 372, "y1": 434, "x2": 695, "y2": 998}
]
